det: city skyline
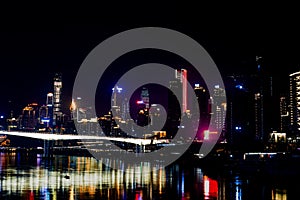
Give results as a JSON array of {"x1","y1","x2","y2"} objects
[
  {"x1": 1, "y1": 5, "x2": 300, "y2": 200},
  {"x1": 1, "y1": 6, "x2": 300, "y2": 119}
]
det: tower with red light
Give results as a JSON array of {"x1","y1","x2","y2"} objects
[{"x1": 175, "y1": 69, "x2": 188, "y2": 113}]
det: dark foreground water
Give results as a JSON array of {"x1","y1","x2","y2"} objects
[{"x1": 0, "y1": 151, "x2": 299, "y2": 200}]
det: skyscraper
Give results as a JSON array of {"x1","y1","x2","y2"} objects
[
  {"x1": 53, "y1": 73, "x2": 62, "y2": 131},
  {"x1": 194, "y1": 84, "x2": 209, "y2": 139},
  {"x1": 141, "y1": 87, "x2": 150, "y2": 109},
  {"x1": 175, "y1": 69, "x2": 188, "y2": 113},
  {"x1": 279, "y1": 96, "x2": 289, "y2": 133},
  {"x1": 20, "y1": 103, "x2": 39, "y2": 131},
  {"x1": 209, "y1": 85, "x2": 226, "y2": 141},
  {"x1": 254, "y1": 92, "x2": 263, "y2": 140},
  {"x1": 111, "y1": 85, "x2": 123, "y2": 119},
  {"x1": 253, "y1": 56, "x2": 275, "y2": 143},
  {"x1": 46, "y1": 92, "x2": 53, "y2": 128},
  {"x1": 255, "y1": 56, "x2": 265, "y2": 142},
  {"x1": 289, "y1": 71, "x2": 300, "y2": 135}
]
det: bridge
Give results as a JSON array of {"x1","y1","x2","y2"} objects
[
  {"x1": 0, "y1": 130, "x2": 171, "y2": 157},
  {"x1": 0, "y1": 130, "x2": 169, "y2": 145}
]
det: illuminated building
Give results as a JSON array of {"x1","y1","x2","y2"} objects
[
  {"x1": 72, "y1": 96, "x2": 101, "y2": 135},
  {"x1": 20, "y1": 103, "x2": 39, "y2": 131},
  {"x1": 112, "y1": 85, "x2": 123, "y2": 107},
  {"x1": 174, "y1": 69, "x2": 188, "y2": 113},
  {"x1": 111, "y1": 85, "x2": 123, "y2": 119},
  {"x1": 141, "y1": 87, "x2": 150, "y2": 109},
  {"x1": 38, "y1": 105, "x2": 49, "y2": 127},
  {"x1": 121, "y1": 97, "x2": 130, "y2": 120},
  {"x1": 165, "y1": 68, "x2": 188, "y2": 138},
  {"x1": 208, "y1": 85, "x2": 226, "y2": 141},
  {"x1": 254, "y1": 56, "x2": 275, "y2": 142},
  {"x1": 46, "y1": 93, "x2": 54, "y2": 128},
  {"x1": 194, "y1": 84, "x2": 210, "y2": 139},
  {"x1": 6, "y1": 117, "x2": 19, "y2": 131},
  {"x1": 149, "y1": 104, "x2": 162, "y2": 127},
  {"x1": 279, "y1": 96, "x2": 289, "y2": 133},
  {"x1": 254, "y1": 92, "x2": 263, "y2": 140},
  {"x1": 289, "y1": 71, "x2": 300, "y2": 134},
  {"x1": 168, "y1": 78, "x2": 182, "y2": 138},
  {"x1": 136, "y1": 99, "x2": 149, "y2": 127},
  {"x1": 70, "y1": 98, "x2": 76, "y2": 120},
  {"x1": 53, "y1": 73, "x2": 62, "y2": 129}
]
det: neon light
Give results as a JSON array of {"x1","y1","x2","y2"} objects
[
  {"x1": 204, "y1": 130, "x2": 209, "y2": 140},
  {"x1": 136, "y1": 100, "x2": 144, "y2": 104}
]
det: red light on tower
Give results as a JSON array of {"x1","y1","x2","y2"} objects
[{"x1": 181, "y1": 69, "x2": 187, "y2": 113}]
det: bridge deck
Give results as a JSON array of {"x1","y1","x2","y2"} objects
[{"x1": 0, "y1": 131, "x2": 169, "y2": 145}]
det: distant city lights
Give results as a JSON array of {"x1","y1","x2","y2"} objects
[
  {"x1": 235, "y1": 84, "x2": 243, "y2": 89},
  {"x1": 112, "y1": 86, "x2": 123, "y2": 93}
]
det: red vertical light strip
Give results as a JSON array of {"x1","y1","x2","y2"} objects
[{"x1": 182, "y1": 69, "x2": 187, "y2": 113}]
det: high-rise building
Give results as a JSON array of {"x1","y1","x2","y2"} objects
[
  {"x1": 254, "y1": 56, "x2": 265, "y2": 142},
  {"x1": 39, "y1": 105, "x2": 48, "y2": 123},
  {"x1": 111, "y1": 85, "x2": 123, "y2": 119},
  {"x1": 289, "y1": 71, "x2": 300, "y2": 135},
  {"x1": 167, "y1": 69, "x2": 188, "y2": 138},
  {"x1": 194, "y1": 84, "x2": 210, "y2": 139},
  {"x1": 209, "y1": 85, "x2": 226, "y2": 140},
  {"x1": 46, "y1": 92, "x2": 54, "y2": 128},
  {"x1": 53, "y1": 73, "x2": 62, "y2": 129},
  {"x1": 112, "y1": 85, "x2": 123, "y2": 107},
  {"x1": 254, "y1": 92, "x2": 263, "y2": 140},
  {"x1": 279, "y1": 96, "x2": 289, "y2": 133},
  {"x1": 141, "y1": 87, "x2": 150, "y2": 109},
  {"x1": 175, "y1": 69, "x2": 188, "y2": 113},
  {"x1": 253, "y1": 56, "x2": 275, "y2": 143},
  {"x1": 121, "y1": 97, "x2": 130, "y2": 120},
  {"x1": 20, "y1": 103, "x2": 39, "y2": 131}
]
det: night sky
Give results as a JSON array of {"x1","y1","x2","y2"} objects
[{"x1": 0, "y1": 3, "x2": 299, "y2": 117}]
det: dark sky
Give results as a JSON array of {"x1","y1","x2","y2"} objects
[{"x1": 0, "y1": 3, "x2": 299, "y2": 116}]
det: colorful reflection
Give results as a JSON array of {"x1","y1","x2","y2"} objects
[
  {"x1": 0, "y1": 152, "x2": 297, "y2": 199},
  {"x1": 203, "y1": 175, "x2": 218, "y2": 199},
  {"x1": 0, "y1": 152, "x2": 169, "y2": 199}
]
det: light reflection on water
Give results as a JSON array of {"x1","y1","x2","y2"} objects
[{"x1": 0, "y1": 152, "x2": 293, "y2": 199}]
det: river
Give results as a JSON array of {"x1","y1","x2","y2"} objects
[{"x1": 0, "y1": 151, "x2": 297, "y2": 199}]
